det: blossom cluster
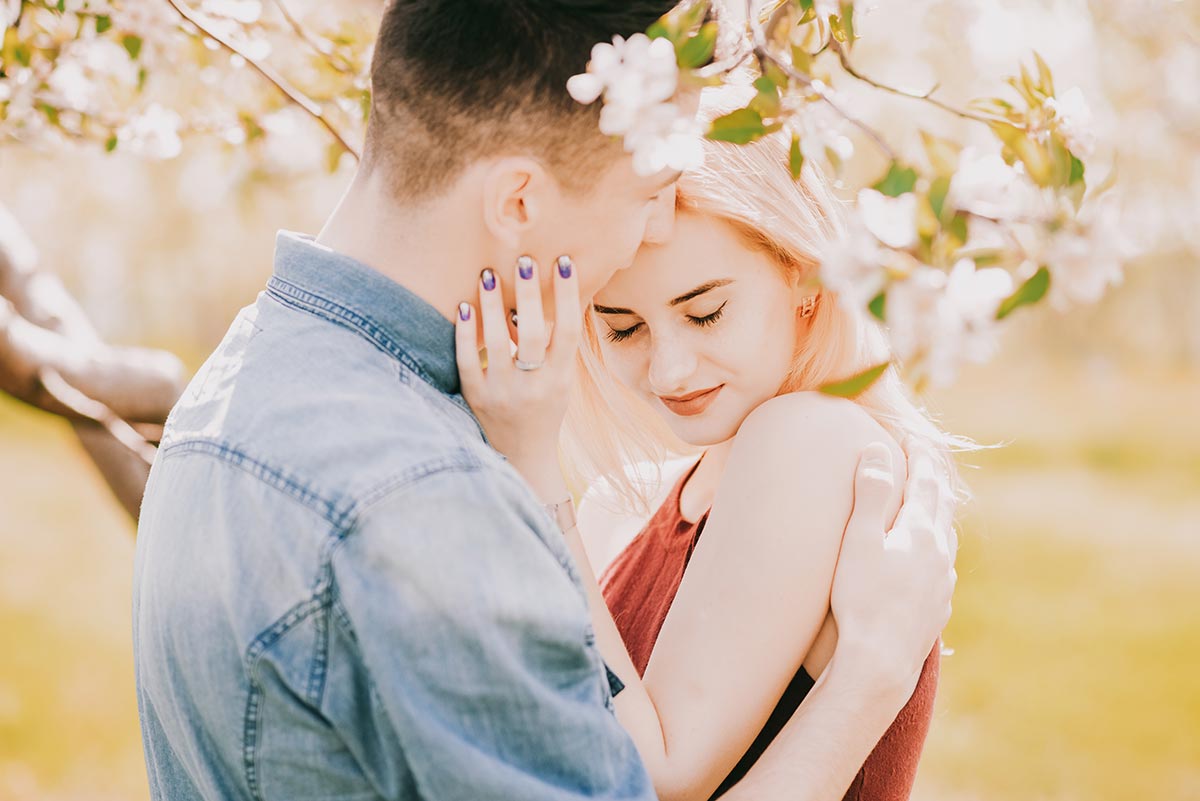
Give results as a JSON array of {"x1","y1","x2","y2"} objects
[{"x1": 568, "y1": 0, "x2": 1132, "y2": 390}]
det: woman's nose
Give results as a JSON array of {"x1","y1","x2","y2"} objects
[{"x1": 647, "y1": 334, "x2": 697, "y2": 395}]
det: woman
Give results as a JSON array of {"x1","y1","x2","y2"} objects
[{"x1": 455, "y1": 87, "x2": 962, "y2": 801}]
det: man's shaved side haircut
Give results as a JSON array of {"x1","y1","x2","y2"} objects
[{"x1": 363, "y1": 0, "x2": 680, "y2": 200}]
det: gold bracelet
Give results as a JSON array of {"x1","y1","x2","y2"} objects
[{"x1": 543, "y1": 497, "x2": 577, "y2": 534}]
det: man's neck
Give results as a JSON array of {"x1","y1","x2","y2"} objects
[{"x1": 316, "y1": 168, "x2": 483, "y2": 323}]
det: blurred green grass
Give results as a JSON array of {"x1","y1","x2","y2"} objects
[{"x1": 1, "y1": 360, "x2": 1197, "y2": 800}]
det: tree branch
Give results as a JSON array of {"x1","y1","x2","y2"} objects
[{"x1": 162, "y1": 0, "x2": 361, "y2": 160}]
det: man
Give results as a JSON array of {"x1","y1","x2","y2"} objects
[{"x1": 133, "y1": 2, "x2": 956, "y2": 799}]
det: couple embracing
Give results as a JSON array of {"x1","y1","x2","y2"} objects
[{"x1": 133, "y1": 2, "x2": 959, "y2": 800}]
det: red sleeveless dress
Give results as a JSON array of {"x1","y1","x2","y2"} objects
[{"x1": 599, "y1": 458, "x2": 940, "y2": 800}]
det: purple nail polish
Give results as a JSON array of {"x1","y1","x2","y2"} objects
[
  {"x1": 458, "y1": 302, "x2": 471, "y2": 322},
  {"x1": 517, "y1": 256, "x2": 534, "y2": 280},
  {"x1": 481, "y1": 269, "x2": 496, "y2": 291},
  {"x1": 557, "y1": 255, "x2": 573, "y2": 279}
]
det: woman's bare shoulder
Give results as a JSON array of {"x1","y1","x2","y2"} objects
[{"x1": 719, "y1": 391, "x2": 906, "y2": 523}]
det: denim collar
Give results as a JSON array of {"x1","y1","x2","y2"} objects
[{"x1": 268, "y1": 230, "x2": 462, "y2": 398}]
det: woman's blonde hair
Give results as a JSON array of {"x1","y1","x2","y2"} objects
[{"x1": 561, "y1": 85, "x2": 970, "y2": 514}]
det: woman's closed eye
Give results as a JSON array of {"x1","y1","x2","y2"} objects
[
  {"x1": 687, "y1": 300, "x2": 727, "y2": 328},
  {"x1": 604, "y1": 300, "x2": 729, "y2": 344}
]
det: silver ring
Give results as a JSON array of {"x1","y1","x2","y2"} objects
[{"x1": 514, "y1": 357, "x2": 545, "y2": 371}]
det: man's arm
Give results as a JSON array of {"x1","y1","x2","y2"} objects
[
  {"x1": 723, "y1": 442, "x2": 956, "y2": 801},
  {"x1": 332, "y1": 466, "x2": 656, "y2": 800}
]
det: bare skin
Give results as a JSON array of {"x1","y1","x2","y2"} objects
[{"x1": 456, "y1": 245, "x2": 955, "y2": 800}]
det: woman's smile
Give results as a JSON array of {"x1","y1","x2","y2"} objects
[{"x1": 657, "y1": 384, "x2": 725, "y2": 416}]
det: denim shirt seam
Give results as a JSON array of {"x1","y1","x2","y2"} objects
[
  {"x1": 157, "y1": 438, "x2": 356, "y2": 528},
  {"x1": 265, "y1": 277, "x2": 473, "y2": 416}
]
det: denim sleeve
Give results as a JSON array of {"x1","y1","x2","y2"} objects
[{"x1": 332, "y1": 467, "x2": 655, "y2": 800}]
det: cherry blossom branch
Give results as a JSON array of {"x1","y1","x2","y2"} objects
[
  {"x1": 267, "y1": 0, "x2": 355, "y2": 74},
  {"x1": 162, "y1": 0, "x2": 361, "y2": 159},
  {"x1": 745, "y1": 0, "x2": 897, "y2": 161},
  {"x1": 828, "y1": 40, "x2": 1023, "y2": 130}
]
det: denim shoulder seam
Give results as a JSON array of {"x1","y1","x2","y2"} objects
[
  {"x1": 266, "y1": 277, "x2": 431, "y2": 387},
  {"x1": 157, "y1": 438, "x2": 355, "y2": 528}
]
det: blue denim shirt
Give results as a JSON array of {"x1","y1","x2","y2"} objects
[{"x1": 132, "y1": 232, "x2": 651, "y2": 800}]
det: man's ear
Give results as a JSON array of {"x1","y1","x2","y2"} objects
[{"x1": 481, "y1": 156, "x2": 554, "y2": 250}]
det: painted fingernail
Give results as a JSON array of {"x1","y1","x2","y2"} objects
[
  {"x1": 458, "y1": 302, "x2": 471, "y2": 322},
  {"x1": 517, "y1": 255, "x2": 535, "y2": 280},
  {"x1": 481, "y1": 268, "x2": 496, "y2": 291},
  {"x1": 557, "y1": 255, "x2": 573, "y2": 279}
]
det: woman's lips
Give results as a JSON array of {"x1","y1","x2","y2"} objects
[{"x1": 658, "y1": 385, "x2": 724, "y2": 417}]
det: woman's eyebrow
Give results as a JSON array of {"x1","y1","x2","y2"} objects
[
  {"x1": 593, "y1": 303, "x2": 635, "y2": 315},
  {"x1": 669, "y1": 279, "x2": 733, "y2": 306}
]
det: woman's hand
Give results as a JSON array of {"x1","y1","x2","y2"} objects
[{"x1": 455, "y1": 255, "x2": 582, "y2": 501}]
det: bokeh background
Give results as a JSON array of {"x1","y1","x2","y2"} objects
[{"x1": 2, "y1": 0, "x2": 1198, "y2": 799}]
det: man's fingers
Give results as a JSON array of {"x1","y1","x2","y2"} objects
[
  {"x1": 549, "y1": 255, "x2": 581, "y2": 368},
  {"x1": 454, "y1": 301, "x2": 484, "y2": 398},
  {"x1": 846, "y1": 442, "x2": 895, "y2": 550},
  {"x1": 513, "y1": 256, "x2": 548, "y2": 366},
  {"x1": 478, "y1": 268, "x2": 511, "y2": 376}
]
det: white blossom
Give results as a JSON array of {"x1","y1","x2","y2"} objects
[
  {"x1": 1045, "y1": 86, "x2": 1096, "y2": 158},
  {"x1": 887, "y1": 260, "x2": 1014, "y2": 386},
  {"x1": 857, "y1": 189, "x2": 918, "y2": 249},
  {"x1": 118, "y1": 104, "x2": 183, "y2": 159},
  {"x1": 1037, "y1": 192, "x2": 1127, "y2": 309},
  {"x1": 568, "y1": 33, "x2": 701, "y2": 176},
  {"x1": 946, "y1": 147, "x2": 1048, "y2": 220},
  {"x1": 818, "y1": 217, "x2": 887, "y2": 312},
  {"x1": 788, "y1": 97, "x2": 854, "y2": 169}
]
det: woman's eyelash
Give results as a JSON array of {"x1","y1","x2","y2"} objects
[
  {"x1": 605, "y1": 323, "x2": 643, "y2": 343},
  {"x1": 688, "y1": 301, "x2": 727, "y2": 328},
  {"x1": 604, "y1": 300, "x2": 727, "y2": 343}
]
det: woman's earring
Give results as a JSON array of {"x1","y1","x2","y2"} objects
[{"x1": 798, "y1": 295, "x2": 817, "y2": 319}]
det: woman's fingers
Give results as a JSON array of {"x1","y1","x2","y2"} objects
[
  {"x1": 478, "y1": 268, "x2": 511, "y2": 376},
  {"x1": 550, "y1": 255, "x2": 582, "y2": 368},
  {"x1": 513, "y1": 256, "x2": 548, "y2": 368},
  {"x1": 454, "y1": 301, "x2": 484, "y2": 397}
]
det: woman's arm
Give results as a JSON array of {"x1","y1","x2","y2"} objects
[{"x1": 568, "y1": 391, "x2": 905, "y2": 801}]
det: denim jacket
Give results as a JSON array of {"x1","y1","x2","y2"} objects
[{"x1": 132, "y1": 232, "x2": 652, "y2": 800}]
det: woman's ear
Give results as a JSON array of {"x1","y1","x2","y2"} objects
[{"x1": 481, "y1": 156, "x2": 552, "y2": 250}]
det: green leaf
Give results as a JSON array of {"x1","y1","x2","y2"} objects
[
  {"x1": 1068, "y1": 153, "x2": 1085, "y2": 186},
  {"x1": 677, "y1": 21, "x2": 718, "y2": 68},
  {"x1": 945, "y1": 212, "x2": 968, "y2": 246},
  {"x1": 819, "y1": 362, "x2": 890, "y2": 398},
  {"x1": 1033, "y1": 51, "x2": 1055, "y2": 97},
  {"x1": 996, "y1": 266, "x2": 1050, "y2": 320},
  {"x1": 13, "y1": 43, "x2": 33, "y2": 68},
  {"x1": 36, "y1": 102, "x2": 60, "y2": 126},
  {"x1": 56, "y1": 0, "x2": 65, "y2": 11},
  {"x1": 105, "y1": 134, "x2": 118, "y2": 152},
  {"x1": 867, "y1": 291, "x2": 886, "y2": 321},
  {"x1": 646, "y1": 20, "x2": 672, "y2": 41},
  {"x1": 798, "y1": 0, "x2": 815, "y2": 12},
  {"x1": 788, "y1": 133, "x2": 804, "y2": 179},
  {"x1": 919, "y1": 130, "x2": 961, "y2": 176},
  {"x1": 750, "y1": 75, "x2": 781, "y2": 118},
  {"x1": 839, "y1": 1, "x2": 856, "y2": 45},
  {"x1": 96, "y1": 15, "x2": 113, "y2": 34},
  {"x1": 706, "y1": 107, "x2": 768, "y2": 144},
  {"x1": 122, "y1": 35, "x2": 143, "y2": 60},
  {"x1": 873, "y1": 162, "x2": 918, "y2": 197},
  {"x1": 928, "y1": 175, "x2": 951, "y2": 221}
]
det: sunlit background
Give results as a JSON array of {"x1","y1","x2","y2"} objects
[{"x1": 2, "y1": 0, "x2": 1198, "y2": 799}]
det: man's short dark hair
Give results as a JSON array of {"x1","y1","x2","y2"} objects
[{"x1": 364, "y1": 0, "x2": 679, "y2": 200}]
